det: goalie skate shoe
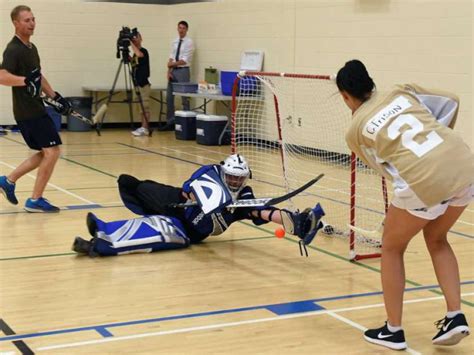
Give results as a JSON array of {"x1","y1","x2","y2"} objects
[
  {"x1": 432, "y1": 313, "x2": 470, "y2": 346},
  {"x1": 72, "y1": 236, "x2": 98, "y2": 257},
  {"x1": 86, "y1": 212, "x2": 98, "y2": 237}
]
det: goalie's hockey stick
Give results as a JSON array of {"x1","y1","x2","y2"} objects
[
  {"x1": 171, "y1": 173, "x2": 324, "y2": 209},
  {"x1": 42, "y1": 96, "x2": 108, "y2": 126}
]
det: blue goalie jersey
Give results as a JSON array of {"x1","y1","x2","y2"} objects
[{"x1": 181, "y1": 164, "x2": 270, "y2": 243}]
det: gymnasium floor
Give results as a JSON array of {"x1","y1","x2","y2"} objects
[{"x1": 0, "y1": 130, "x2": 472, "y2": 354}]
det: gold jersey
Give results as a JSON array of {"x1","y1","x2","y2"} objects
[{"x1": 345, "y1": 84, "x2": 474, "y2": 207}]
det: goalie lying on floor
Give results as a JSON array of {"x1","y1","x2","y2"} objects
[{"x1": 72, "y1": 154, "x2": 325, "y2": 256}]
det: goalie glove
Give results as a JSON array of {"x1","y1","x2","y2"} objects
[
  {"x1": 281, "y1": 203, "x2": 325, "y2": 255},
  {"x1": 24, "y1": 68, "x2": 42, "y2": 98}
]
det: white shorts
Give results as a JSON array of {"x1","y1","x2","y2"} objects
[{"x1": 391, "y1": 185, "x2": 473, "y2": 220}]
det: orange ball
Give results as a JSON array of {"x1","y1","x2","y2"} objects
[{"x1": 275, "y1": 227, "x2": 285, "y2": 239}]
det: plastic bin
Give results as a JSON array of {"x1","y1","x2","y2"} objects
[
  {"x1": 205, "y1": 67, "x2": 218, "y2": 84},
  {"x1": 66, "y1": 97, "x2": 92, "y2": 132},
  {"x1": 239, "y1": 76, "x2": 260, "y2": 97},
  {"x1": 220, "y1": 71, "x2": 239, "y2": 96},
  {"x1": 172, "y1": 82, "x2": 198, "y2": 94},
  {"x1": 196, "y1": 114, "x2": 229, "y2": 146},
  {"x1": 175, "y1": 110, "x2": 197, "y2": 140},
  {"x1": 45, "y1": 106, "x2": 61, "y2": 132}
]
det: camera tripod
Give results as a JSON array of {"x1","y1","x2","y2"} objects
[{"x1": 95, "y1": 47, "x2": 151, "y2": 136}]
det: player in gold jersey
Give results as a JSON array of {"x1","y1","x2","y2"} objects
[{"x1": 336, "y1": 60, "x2": 473, "y2": 350}]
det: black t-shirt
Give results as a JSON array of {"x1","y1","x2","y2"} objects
[
  {"x1": 1, "y1": 36, "x2": 46, "y2": 121},
  {"x1": 132, "y1": 47, "x2": 150, "y2": 87}
]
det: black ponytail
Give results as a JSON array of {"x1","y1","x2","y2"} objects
[{"x1": 336, "y1": 60, "x2": 375, "y2": 102}]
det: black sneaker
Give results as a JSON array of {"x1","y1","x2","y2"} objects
[
  {"x1": 72, "y1": 236, "x2": 92, "y2": 254},
  {"x1": 432, "y1": 313, "x2": 470, "y2": 345},
  {"x1": 364, "y1": 322, "x2": 407, "y2": 350},
  {"x1": 72, "y1": 236, "x2": 99, "y2": 257}
]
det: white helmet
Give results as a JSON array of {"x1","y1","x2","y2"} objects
[{"x1": 220, "y1": 154, "x2": 251, "y2": 195}]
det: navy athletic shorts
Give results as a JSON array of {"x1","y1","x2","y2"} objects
[{"x1": 17, "y1": 114, "x2": 62, "y2": 151}]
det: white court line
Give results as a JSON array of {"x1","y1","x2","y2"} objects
[
  {"x1": 36, "y1": 292, "x2": 474, "y2": 352},
  {"x1": 327, "y1": 311, "x2": 421, "y2": 355},
  {"x1": 0, "y1": 161, "x2": 95, "y2": 204}
]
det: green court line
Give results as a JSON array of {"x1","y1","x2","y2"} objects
[
  {"x1": 60, "y1": 157, "x2": 117, "y2": 178},
  {"x1": 3, "y1": 145, "x2": 471, "y2": 307},
  {"x1": 0, "y1": 252, "x2": 75, "y2": 261}
]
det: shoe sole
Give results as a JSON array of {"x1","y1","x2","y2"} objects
[
  {"x1": 86, "y1": 212, "x2": 98, "y2": 236},
  {"x1": 24, "y1": 207, "x2": 60, "y2": 213},
  {"x1": 364, "y1": 335, "x2": 407, "y2": 350},
  {"x1": 433, "y1": 327, "x2": 470, "y2": 345}
]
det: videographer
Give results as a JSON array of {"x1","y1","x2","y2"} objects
[{"x1": 129, "y1": 31, "x2": 151, "y2": 137}]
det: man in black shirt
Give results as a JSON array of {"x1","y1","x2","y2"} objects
[
  {"x1": 130, "y1": 32, "x2": 152, "y2": 137},
  {"x1": 0, "y1": 5, "x2": 71, "y2": 213}
]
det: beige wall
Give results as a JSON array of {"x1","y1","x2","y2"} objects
[{"x1": 1, "y1": 0, "x2": 472, "y2": 147}]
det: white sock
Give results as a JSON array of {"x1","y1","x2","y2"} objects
[
  {"x1": 446, "y1": 310, "x2": 462, "y2": 318},
  {"x1": 387, "y1": 322, "x2": 402, "y2": 333},
  {"x1": 6, "y1": 178, "x2": 15, "y2": 185}
]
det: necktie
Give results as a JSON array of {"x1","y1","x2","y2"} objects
[{"x1": 175, "y1": 39, "x2": 183, "y2": 61}]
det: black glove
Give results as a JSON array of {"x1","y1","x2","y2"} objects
[
  {"x1": 24, "y1": 68, "x2": 42, "y2": 97},
  {"x1": 52, "y1": 92, "x2": 72, "y2": 115}
]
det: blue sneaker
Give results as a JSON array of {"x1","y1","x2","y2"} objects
[
  {"x1": 24, "y1": 197, "x2": 60, "y2": 213},
  {"x1": 0, "y1": 175, "x2": 18, "y2": 205}
]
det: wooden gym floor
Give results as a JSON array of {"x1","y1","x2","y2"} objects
[{"x1": 0, "y1": 130, "x2": 472, "y2": 354}]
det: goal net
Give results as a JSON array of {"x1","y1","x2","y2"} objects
[{"x1": 231, "y1": 71, "x2": 388, "y2": 260}]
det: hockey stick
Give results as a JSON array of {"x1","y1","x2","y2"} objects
[
  {"x1": 171, "y1": 173, "x2": 324, "y2": 209},
  {"x1": 42, "y1": 96, "x2": 108, "y2": 126}
]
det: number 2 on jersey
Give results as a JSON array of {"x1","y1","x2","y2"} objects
[{"x1": 387, "y1": 114, "x2": 443, "y2": 157}]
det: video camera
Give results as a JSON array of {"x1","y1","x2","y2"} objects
[{"x1": 116, "y1": 26, "x2": 139, "y2": 59}]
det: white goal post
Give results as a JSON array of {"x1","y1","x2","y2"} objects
[{"x1": 230, "y1": 71, "x2": 388, "y2": 260}]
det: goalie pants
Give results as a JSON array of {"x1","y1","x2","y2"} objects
[
  {"x1": 89, "y1": 213, "x2": 190, "y2": 256},
  {"x1": 118, "y1": 174, "x2": 186, "y2": 217}
]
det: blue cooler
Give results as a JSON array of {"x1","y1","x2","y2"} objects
[
  {"x1": 175, "y1": 111, "x2": 197, "y2": 140},
  {"x1": 220, "y1": 71, "x2": 239, "y2": 96},
  {"x1": 196, "y1": 114, "x2": 229, "y2": 145}
]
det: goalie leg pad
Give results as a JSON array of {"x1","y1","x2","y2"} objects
[{"x1": 87, "y1": 214, "x2": 190, "y2": 256}]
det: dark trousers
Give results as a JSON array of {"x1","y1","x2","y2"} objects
[
  {"x1": 166, "y1": 67, "x2": 191, "y2": 123},
  {"x1": 118, "y1": 174, "x2": 185, "y2": 218}
]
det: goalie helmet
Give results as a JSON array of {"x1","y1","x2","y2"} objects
[{"x1": 220, "y1": 154, "x2": 251, "y2": 196}]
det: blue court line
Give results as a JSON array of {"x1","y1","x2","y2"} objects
[
  {"x1": 1, "y1": 281, "x2": 472, "y2": 342},
  {"x1": 0, "y1": 203, "x2": 108, "y2": 215}
]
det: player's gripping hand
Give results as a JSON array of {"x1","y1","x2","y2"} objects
[
  {"x1": 24, "y1": 68, "x2": 42, "y2": 97},
  {"x1": 52, "y1": 92, "x2": 73, "y2": 115}
]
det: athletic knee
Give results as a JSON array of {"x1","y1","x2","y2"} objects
[
  {"x1": 381, "y1": 233, "x2": 409, "y2": 254},
  {"x1": 118, "y1": 174, "x2": 140, "y2": 190},
  {"x1": 424, "y1": 235, "x2": 450, "y2": 253},
  {"x1": 42, "y1": 146, "x2": 60, "y2": 159}
]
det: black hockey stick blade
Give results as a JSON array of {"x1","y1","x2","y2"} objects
[
  {"x1": 263, "y1": 173, "x2": 324, "y2": 206},
  {"x1": 169, "y1": 174, "x2": 324, "y2": 209}
]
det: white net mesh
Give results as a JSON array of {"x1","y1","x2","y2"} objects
[{"x1": 232, "y1": 72, "x2": 387, "y2": 259}]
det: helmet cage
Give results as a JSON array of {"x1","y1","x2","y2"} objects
[{"x1": 220, "y1": 154, "x2": 251, "y2": 197}]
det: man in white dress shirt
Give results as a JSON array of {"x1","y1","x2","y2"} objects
[{"x1": 160, "y1": 20, "x2": 195, "y2": 131}]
